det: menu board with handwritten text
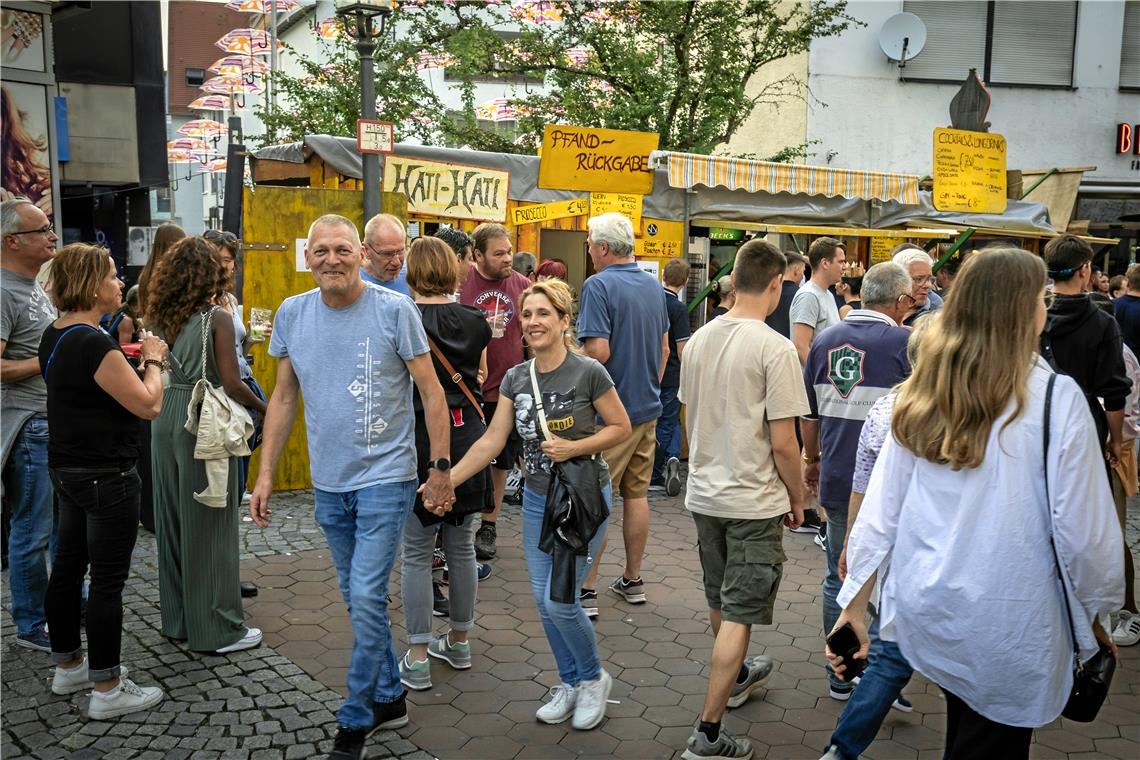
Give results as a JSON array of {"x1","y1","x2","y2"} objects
[{"x1": 932, "y1": 128, "x2": 1007, "y2": 214}]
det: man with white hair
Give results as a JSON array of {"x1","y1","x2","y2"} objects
[
  {"x1": 800, "y1": 262, "x2": 915, "y2": 715},
  {"x1": 1, "y1": 197, "x2": 58, "y2": 652},
  {"x1": 577, "y1": 212, "x2": 669, "y2": 615},
  {"x1": 361, "y1": 213, "x2": 411, "y2": 297},
  {"x1": 891, "y1": 244, "x2": 944, "y2": 326}
]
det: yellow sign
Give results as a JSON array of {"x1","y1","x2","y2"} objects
[
  {"x1": 383, "y1": 156, "x2": 510, "y2": 222},
  {"x1": 932, "y1": 128, "x2": 1007, "y2": 214},
  {"x1": 510, "y1": 197, "x2": 589, "y2": 226},
  {"x1": 870, "y1": 237, "x2": 895, "y2": 264},
  {"x1": 589, "y1": 192, "x2": 643, "y2": 229},
  {"x1": 538, "y1": 124, "x2": 659, "y2": 194},
  {"x1": 635, "y1": 217, "x2": 685, "y2": 259}
]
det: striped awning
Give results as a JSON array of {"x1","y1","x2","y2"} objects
[{"x1": 662, "y1": 151, "x2": 921, "y2": 205}]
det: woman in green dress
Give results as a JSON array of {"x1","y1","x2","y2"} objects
[{"x1": 145, "y1": 237, "x2": 267, "y2": 653}]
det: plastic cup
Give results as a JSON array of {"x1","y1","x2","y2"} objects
[{"x1": 249, "y1": 307, "x2": 272, "y2": 342}]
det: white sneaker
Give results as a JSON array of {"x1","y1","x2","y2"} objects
[
  {"x1": 215, "y1": 627, "x2": 262, "y2": 654},
  {"x1": 1113, "y1": 610, "x2": 1140, "y2": 646},
  {"x1": 87, "y1": 678, "x2": 163, "y2": 720},
  {"x1": 52, "y1": 659, "x2": 130, "y2": 695},
  {"x1": 241, "y1": 492, "x2": 252, "y2": 505},
  {"x1": 571, "y1": 668, "x2": 612, "y2": 730},
  {"x1": 536, "y1": 683, "x2": 577, "y2": 724}
]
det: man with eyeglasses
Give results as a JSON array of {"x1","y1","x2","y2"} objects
[
  {"x1": 890, "y1": 244, "x2": 944, "y2": 327},
  {"x1": 1, "y1": 197, "x2": 59, "y2": 652},
  {"x1": 361, "y1": 213, "x2": 411, "y2": 297}
]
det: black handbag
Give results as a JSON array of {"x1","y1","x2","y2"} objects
[{"x1": 1042, "y1": 373, "x2": 1117, "y2": 723}]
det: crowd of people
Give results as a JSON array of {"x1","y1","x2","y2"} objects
[{"x1": 0, "y1": 191, "x2": 1133, "y2": 760}]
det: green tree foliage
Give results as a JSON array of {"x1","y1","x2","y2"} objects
[{"x1": 253, "y1": 0, "x2": 857, "y2": 156}]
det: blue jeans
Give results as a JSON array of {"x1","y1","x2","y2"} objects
[
  {"x1": 522, "y1": 483, "x2": 609, "y2": 686},
  {"x1": 5, "y1": 415, "x2": 55, "y2": 636},
  {"x1": 651, "y1": 386, "x2": 681, "y2": 482},
  {"x1": 314, "y1": 480, "x2": 415, "y2": 729},
  {"x1": 828, "y1": 636, "x2": 914, "y2": 759}
]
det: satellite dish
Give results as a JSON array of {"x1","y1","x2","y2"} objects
[{"x1": 879, "y1": 12, "x2": 927, "y2": 67}]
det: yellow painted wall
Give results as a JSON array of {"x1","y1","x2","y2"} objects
[{"x1": 241, "y1": 186, "x2": 407, "y2": 491}]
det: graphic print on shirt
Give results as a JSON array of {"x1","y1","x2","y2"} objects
[
  {"x1": 348, "y1": 336, "x2": 388, "y2": 451},
  {"x1": 473, "y1": 290, "x2": 515, "y2": 335},
  {"x1": 828, "y1": 343, "x2": 866, "y2": 398},
  {"x1": 28, "y1": 283, "x2": 54, "y2": 323},
  {"x1": 513, "y1": 389, "x2": 575, "y2": 475}
]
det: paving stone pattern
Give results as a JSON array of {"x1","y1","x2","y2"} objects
[{"x1": 4, "y1": 486, "x2": 1140, "y2": 759}]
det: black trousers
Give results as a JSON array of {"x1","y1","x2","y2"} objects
[
  {"x1": 45, "y1": 465, "x2": 140, "y2": 681},
  {"x1": 943, "y1": 689, "x2": 1033, "y2": 760}
]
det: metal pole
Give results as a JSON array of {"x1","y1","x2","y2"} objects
[
  {"x1": 270, "y1": 2, "x2": 279, "y2": 110},
  {"x1": 357, "y1": 13, "x2": 379, "y2": 221}
]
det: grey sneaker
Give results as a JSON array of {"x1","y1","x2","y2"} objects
[
  {"x1": 726, "y1": 655, "x2": 773, "y2": 709},
  {"x1": 664, "y1": 456, "x2": 682, "y2": 496},
  {"x1": 682, "y1": 725, "x2": 754, "y2": 760},
  {"x1": 87, "y1": 677, "x2": 163, "y2": 720},
  {"x1": 427, "y1": 633, "x2": 471, "y2": 670},
  {"x1": 399, "y1": 651, "x2": 432, "y2": 691},
  {"x1": 52, "y1": 659, "x2": 130, "y2": 695},
  {"x1": 474, "y1": 521, "x2": 497, "y2": 560}
]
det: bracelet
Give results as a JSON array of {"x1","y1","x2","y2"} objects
[
  {"x1": 801, "y1": 452, "x2": 821, "y2": 464},
  {"x1": 143, "y1": 359, "x2": 164, "y2": 371}
]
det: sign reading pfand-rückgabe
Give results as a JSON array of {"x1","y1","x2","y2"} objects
[
  {"x1": 539, "y1": 125, "x2": 659, "y2": 194},
  {"x1": 383, "y1": 156, "x2": 510, "y2": 222},
  {"x1": 932, "y1": 128, "x2": 1007, "y2": 214}
]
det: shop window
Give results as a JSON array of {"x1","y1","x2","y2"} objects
[
  {"x1": 902, "y1": 0, "x2": 1076, "y2": 87},
  {"x1": 1122, "y1": 0, "x2": 1140, "y2": 90},
  {"x1": 185, "y1": 67, "x2": 205, "y2": 87}
]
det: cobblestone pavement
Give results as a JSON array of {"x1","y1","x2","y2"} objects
[{"x1": 4, "y1": 486, "x2": 1140, "y2": 759}]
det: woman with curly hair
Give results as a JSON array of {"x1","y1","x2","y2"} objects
[{"x1": 147, "y1": 236, "x2": 266, "y2": 654}]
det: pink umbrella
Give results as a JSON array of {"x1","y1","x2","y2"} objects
[
  {"x1": 315, "y1": 17, "x2": 345, "y2": 39},
  {"x1": 215, "y1": 28, "x2": 281, "y2": 55},
  {"x1": 167, "y1": 137, "x2": 217, "y2": 154},
  {"x1": 188, "y1": 95, "x2": 232, "y2": 111},
  {"x1": 414, "y1": 52, "x2": 456, "y2": 71},
  {"x1": 201, "y1": 75, "x2": 266, "y2": 95},
  {"x1": 475, "y1": 97, "x2": 518, "y2": 123},
  {"x1": 510, "y1": 0, "x2": 562, "y2": 24},
  {"x1": 565, "y1": 47, "x2": 590, "y2": 66},
  {"x1": 177, "y1": 119, "x2": 228, "y2": 138},
  {"x1": 209, "y1": 55, "x2": 270, "y2": 75},
  {"x1": 196, "y1": 158, "x2": 229, "y2": 174},
  {"x1": 224, "y1": 0, "x2": 299, "y2": 13}
]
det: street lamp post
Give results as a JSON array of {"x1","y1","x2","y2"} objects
[{"x1": 334, "y1": 1, "x2": 393, "y2": 221}]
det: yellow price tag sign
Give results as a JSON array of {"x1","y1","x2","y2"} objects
[
  {"x1": 589, "y1": 193, "x2": 643, "y2": 229},
  {"x1": 932, "y1": 128, "x2": 1007, "y2": 214},
  {"x1": 510, "y1": 198, "x2": 589, "y2": 226}
]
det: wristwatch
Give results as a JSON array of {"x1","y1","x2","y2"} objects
[
  {"x1": 429, "y1": 458, "x2": 451, "y2": 472},
  {"x1": 801, "y1": 452, "x2": 821, "y2": 464}
]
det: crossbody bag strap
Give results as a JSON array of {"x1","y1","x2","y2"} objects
[
  {"x1": 427, "y1": 336, "x2": 484, "y2": 423},
  {"x1": 1042, "y1": 373, "x2": 1081, "y2": 665},
  {"x1": 528, "y1": 358, "x2": 552, "y2": 443},
  {"x1": 199, "y1": 307, "x2": 217, "y2": 381},
  {"x1": 42, "y1": 324, "x2": 101, "y2": 379}
]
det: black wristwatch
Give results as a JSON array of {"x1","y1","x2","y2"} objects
[{"x1": 429, "y1": 458, "x2": 451, "y2": 473}]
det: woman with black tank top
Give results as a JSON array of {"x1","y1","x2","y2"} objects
[{"x1": 38, "y1": 244, "x2": 168, "y2": 719}]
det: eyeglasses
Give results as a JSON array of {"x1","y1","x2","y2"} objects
[
  {"x1": 911, "y1": 275, "x2": 936, "y2": 286},
  {"x1": 8, "y1": 223, "x2": 54, "y2": 237},
  {"x1": 364, "y1": 241, "x2": 406, "y2": 261}
]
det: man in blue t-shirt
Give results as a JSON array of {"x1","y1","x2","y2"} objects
[
  {"x1": 1115, "y1": 264, "x2": 1140, "y2": 356},
  {"x1": 800, "y1": 262, "x2": 912, "y2": 707},
  {"x1": 361, "y1": 213, "x2": 411, "y2": 297},
  {"x1": 249, "y1": 214, "x2": 454, "y2": 758},
  {"x1": 576, "y1": 212, "x2": 669, "y2": 614}
]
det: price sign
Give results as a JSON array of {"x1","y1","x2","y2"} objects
[
  {"x1": 932, "y1": 128, "x2": 1007, "y2": 213},
  {"x1": 357, "y1": 119, "x2": 394, "y2": 154},
  {"x1": 589, "y1": 192, "x2": 643, "y2": 229}
]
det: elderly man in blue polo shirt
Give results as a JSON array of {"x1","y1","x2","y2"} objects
[
  {"x1": 576, "y1": 212, "x2": 670, "y2": 616},
  {"x1": 800, "y1": 262, "x2": 914, "y2": 721}
]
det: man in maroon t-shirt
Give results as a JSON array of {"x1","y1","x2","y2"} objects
[{"x1": 458, "y1": 222, "x2": 531, "y2": 560}]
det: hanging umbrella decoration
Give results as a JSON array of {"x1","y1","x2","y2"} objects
[
  {"x1": 564, "y1": 47, "x2": 590, "y2": 67},
  {"x1": 475, "y1": 98, "x2": 518, "y2": 123},
  {"x1": 209, "y1": 55, "x2": 270, "y2": 78},
  {"x1": 510, "y1": 0, "x2": 562, "y2": 24},
  {"x1": 176, "y1": 119, "x2": 228, "y2": 140},
  {"x1": 167, "y1": 137, "x2": 218, "y2": 156},
  {"x1": 196, "y1": 158, "x2": 229, "y2": 174},
  {"x1": 215, "y1": 28, "x2": 282, "y2": 55},
  {"x1": 315, "y1": 17, "x2": 345, "y2": 40},
  {"x1": 224, "y1": 0, "x2": 299, "y2": 14},
  {"x1": 188, "y1": 94, "x2": 233, "y2": 111},
  {"x1": 201, "y1": 75, "x2": 266, "y2": 96},
  {"x1": 414, "y1": 51, "x2": 456, "y2": 72}
]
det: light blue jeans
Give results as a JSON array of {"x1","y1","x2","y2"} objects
[
  {"x1": 314, "y1": 480, "x2": 415, "y2": 729},
  {"x1": 5, "y1": 415, "x2": 55, "y2": 636},
  {"x1": 521, "y1": 483, "x2": 609, "y2": 687}
]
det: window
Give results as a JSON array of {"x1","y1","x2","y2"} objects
[
  {"x1": 185, "y1": 68, "x2": 205, "y2": 87},
  {"x1": 1122, "y1": 0, "x2": 1140, "y2": 90},
  {"x1": 902, "y1": 1, "x2": 1077, "y2": 87}
]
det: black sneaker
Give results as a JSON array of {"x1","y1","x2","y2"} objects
[
  {"x1": 326, "y1": 727, "x2": 366, "y2": 760},
  {"x1": 372, "y1": 691, "x2": 409, "y2": 730},
  {"x1": 432, "y1": 583, "x2": 449, "y2": 617},
  {"x1": 474, "y1": 521, "x2": 497, "y2": 560},
  {"x1": 789, "y1": 508, "x2": 823, "y2": 534},
  {"x1": 664, "y1": 456, "x2": 682, "y2": 496}
]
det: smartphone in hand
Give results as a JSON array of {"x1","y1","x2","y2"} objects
[{"x1": 826, "y1": 622, "x2": 866, "y2": 682}]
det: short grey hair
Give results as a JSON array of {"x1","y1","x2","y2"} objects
[
  {"x1": 860, "y1": 262, "x2": 912, "y2": 307},
  {"x1": 363, "y1": 213, "x2": 405, "y2": 243},
  {"x1": 308, "y1": 213, "x2": 361, "y2": 247},
  {"x1": 588, "y1": 213, "x2": 635, "y2": 258},
  {"x1": 1, "y1": 197, "x2": 34, "y2": 237},
  {"x1": 892, "y1": 247, "x2": 933, "y2": 272},
  {"x1": 512, "y1": 251, "x2": 536, "y2": 275}
]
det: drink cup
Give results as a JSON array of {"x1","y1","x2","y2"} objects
[{"x1": 249, "y1": 307, "x2": 272, "y2": 342}]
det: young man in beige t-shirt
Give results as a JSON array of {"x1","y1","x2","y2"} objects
[{"x1": 678, "y1": 239, "x2": 811, "y2": 760}]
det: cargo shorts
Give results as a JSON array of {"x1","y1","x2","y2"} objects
[{"x1": 692, "y1": 513, "x2": 786, "y2": 626}]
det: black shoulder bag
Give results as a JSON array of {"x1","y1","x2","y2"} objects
[{"x1": 1043, "y1": 373, "x2": 1116, "y2": 723}]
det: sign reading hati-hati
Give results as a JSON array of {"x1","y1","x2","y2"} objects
[
  {"x1": 357, "y1": 119, "x2": 394, "y2": 154},
  {"x1": 932, "y1": 127, "x2": 1007, "y2": 214},
  {"x1": 539, "y1": 124, "x2": 660, "y2": 195},
  {"x1": 510, "y1": 197, "x2": 589, "y2": 226},
  {"x1": 383, "y1": 155, "x2": 510, "y2": 222}
]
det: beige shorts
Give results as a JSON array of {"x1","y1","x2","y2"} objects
[{"x1": 604, "y1": 420, "x2": 657, "y2": 499}]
